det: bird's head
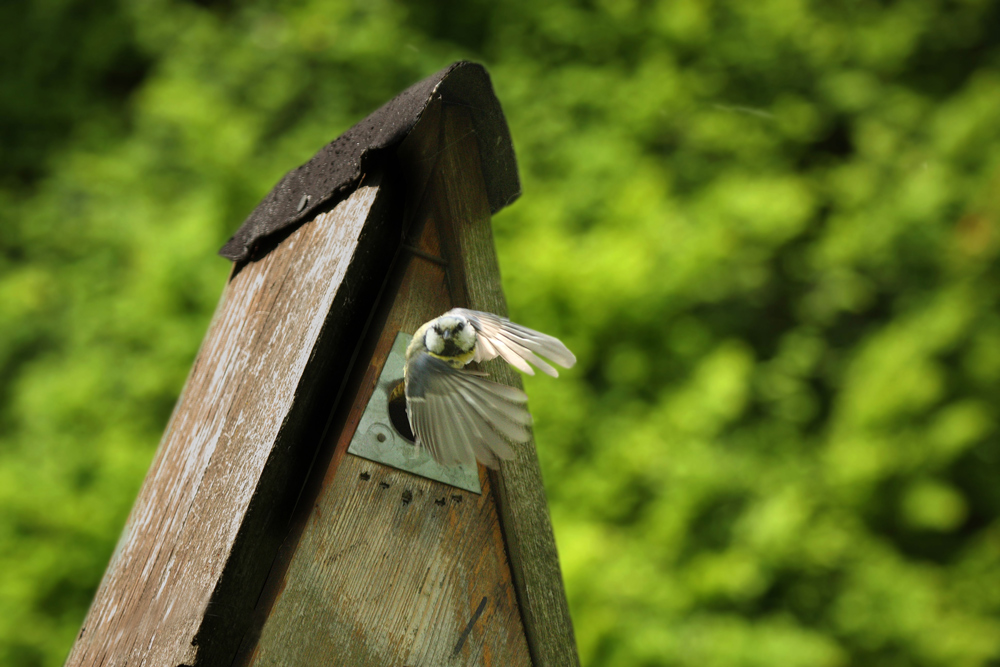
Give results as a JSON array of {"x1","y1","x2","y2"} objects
[{"x1": 425, "y1": 314, "x2": 477, "y2": 356}]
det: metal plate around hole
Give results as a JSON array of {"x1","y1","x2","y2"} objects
[{"x1": 347, "y1": 332, "x2": 482, "y2": 494}]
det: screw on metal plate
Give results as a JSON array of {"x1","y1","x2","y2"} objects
[{"x1": 347, "y1": 332, "x2": 482, "y2": 494}]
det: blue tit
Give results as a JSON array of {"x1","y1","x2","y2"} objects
[{"x1": 404, "y1": 308, "x2": 576, "y2": 469}]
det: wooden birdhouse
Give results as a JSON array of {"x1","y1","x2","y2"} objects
[{"x1": 66, "y1": 62, "x2": 579, "y2": 666}]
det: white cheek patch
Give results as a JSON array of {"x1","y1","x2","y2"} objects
[
  {"x1": 425, "y1": 329, "x2": 444, "y2": 354},
  {"x1": 456, "y1": 326, "x2": 477, "y2": 353}
]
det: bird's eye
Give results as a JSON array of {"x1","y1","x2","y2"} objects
[{"x1": 457, "y1": 322, "x2": 464, "y2": 330}]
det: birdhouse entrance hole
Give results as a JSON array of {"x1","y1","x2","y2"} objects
[
  {"x1": 344, "y1": 332, "x2": 481, "y2": 493},
  {"x1": 386, "y1": 379, "x2": 415, "y2": 443}
]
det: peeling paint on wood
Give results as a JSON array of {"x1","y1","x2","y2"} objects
[{"x1": 66, "y1": 175, "x2": 399, "y2": 667}]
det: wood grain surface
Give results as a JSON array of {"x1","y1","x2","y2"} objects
[{"x1": 66, "y1": 172, "x2": 401, "y2": 667}]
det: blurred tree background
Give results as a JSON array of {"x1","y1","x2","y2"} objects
[{"x1": 2, "y1": 0, "x2": 1000, "y2": 664}]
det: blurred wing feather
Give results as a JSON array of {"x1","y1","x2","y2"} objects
[
  {"x1": 406, "y1": 353, "x2": 529, "y2": 469},
  {"x1": 448, "y1": 308, "x2": 576, "y2": 377}
]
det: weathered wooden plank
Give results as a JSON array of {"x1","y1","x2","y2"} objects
[
  {"x1": 427, "y1": 103, "x2": 582, "y2": 666},
  {"x1": 242, "y1": 191, "x2": 532, "y2": 665},
  {"x1": 66, "y1": 172, "x2": 401, "y2": 667}
]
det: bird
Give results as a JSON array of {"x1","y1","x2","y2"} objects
[{"x1": 403, "y1": 308, "x2": 576, "y2": 469}]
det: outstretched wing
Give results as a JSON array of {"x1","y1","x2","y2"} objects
[
  {"x1": 447, "y1": 308, "x2": 577, "y2": 377},
  {"x1": 405, "y1": 352, "x2": 533, "y2": 469}
]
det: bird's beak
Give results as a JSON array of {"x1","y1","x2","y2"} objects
[{"x1": 442, "y1": 329, "x2": 453, "y2": 341}]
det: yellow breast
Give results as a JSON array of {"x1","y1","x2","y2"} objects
[{"x1": 428, "y1": 348, "x2": 476, "y2": 368}]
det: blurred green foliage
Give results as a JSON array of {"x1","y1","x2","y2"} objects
[{"x1": 2, "y1": 0, "x2": 1000, "y2": 665}]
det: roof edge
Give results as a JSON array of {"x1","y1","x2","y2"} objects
[{"x1": 219, "y1": 61, "x2": 520, "y2": 262}]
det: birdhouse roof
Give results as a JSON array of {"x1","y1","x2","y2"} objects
[{"x1": 219, "y1": 61, "x2": 520, "y2": 262}]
